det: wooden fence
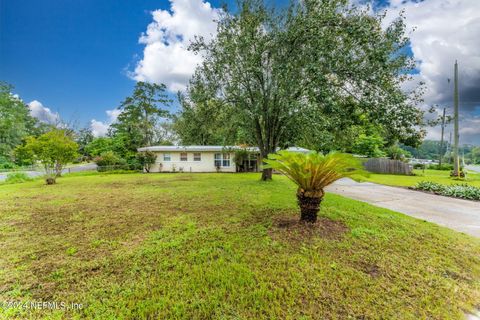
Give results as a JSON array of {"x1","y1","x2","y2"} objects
[{"x1": 363, "y1": 158, "x2": 413, "y2": 175}]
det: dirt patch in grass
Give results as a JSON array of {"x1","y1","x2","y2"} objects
[
  {"x1": 270, "y1": 215, "x2": 349, "y2": 242},
  {"x1": 133, "y1": 174, "x2": 194, "y2": 185},
  {"x1": 357, "y1": 261, "x2": 381, "y2": 278}
]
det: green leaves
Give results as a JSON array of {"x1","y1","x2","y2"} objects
[
  {"x1": 263, "y1": 150, "x2": 367, "y2": 192},
  {"x1": 0, "y1": 82, "x2": 41, "y2": 161},
  {"x1": 22, "y1": 129, "x2": 78, "y2": 180},
  {"x1": 184, "y1": 0, "x2": 425, "y2": 161},
  {"x1": 414, "y1": 181, "x2": 480, "y2": 201},
  {"x1": 112, "y1": 81, "x2": 171, "y2": 150}
]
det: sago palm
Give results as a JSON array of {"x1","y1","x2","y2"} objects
[{"x1": 264, "y1": 151, "x2": 366, "y2": 223}]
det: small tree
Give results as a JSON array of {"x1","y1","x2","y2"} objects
[
  {"x1": 352, "y1": 134, "x2": 386, "y2": 158},
  {"x1": 386, "y1": 144, "x2": 411, "y2": 161},
  {"x1": 137, "y1": 151, "x2": 157, "y2": 173},
  {"x1": 264, "y1": 151, "x2": 365, "y2": 223},
  {"x1": 23, "y1": 130, "x2": 78, "y2": 184}
]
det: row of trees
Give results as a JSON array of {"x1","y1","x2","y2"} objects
[
  {"x1": 3, "y1": 0, "x2": 449, "y2": 182},
  {"x1": 0, "y1": 80, "x2": 173, "y2": 166},
  {"x1": 401, "y1": 140, "x2": 480, "y2": 165},
  {"x1": 0, "y1": 80, "x2": 168, "y2": 183}
]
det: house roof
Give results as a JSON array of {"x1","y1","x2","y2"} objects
[
  {"x1": 137, "y1": 145, "x2": 310, "y2": 153},
  {"x1": 284, "y1": 147, "x2": 310, "y2": 153},
  {"x1": 137, "y1": 145, "x2": 259, "y2": 152}
]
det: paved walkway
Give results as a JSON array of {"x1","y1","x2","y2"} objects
[{"x1": 327, "y1": 178, "x2": 480, "y2": 238}]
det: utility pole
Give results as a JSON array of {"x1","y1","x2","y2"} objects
[
  {"x1": 447, "y1": 132, "x2": 452, "y2": 158},
  {"x1": 453, "y1": 61, "x2": 460, "y2": 176},
  {"x1": 439, "y1": 107, "x2": 446, "y2": 167}
]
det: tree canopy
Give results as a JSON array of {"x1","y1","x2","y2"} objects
[
  {"x1": 111, "y1": 81, "x2": 171, "y2": 154},
  {"x1": 22, "y1": 129, "x2": 78, "y2": 184},
  {"x1": 180, "y1": 0, "x2": 425, "y2": 179},
  {"x1": 0, "y1": 82, "x2": 47, "y2": 166}
]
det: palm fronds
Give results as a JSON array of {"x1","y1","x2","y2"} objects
[{"x1": 264, "y1": 151, "x2": 367, "y2": 192}]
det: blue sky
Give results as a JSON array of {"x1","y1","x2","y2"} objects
[
  {"x1": 1, "y1": 0, "x2": 479, "y2": 143},
  {"x1": 0, "y1": 0, "x2": 221, "y2": 127}
]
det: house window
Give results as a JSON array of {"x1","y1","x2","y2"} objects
[
  {"x1": 163, "y1": 153, "x2": 171, "y2": 161},
  {"x1": 214, "y1": 153, "x2": 230, "y2": 167},
  {"x1": 222, "y1": 153, "x2": 230, "y2": 167},
  {"x1": 180, "y1": 152, "x2": 188, "y2": 161},
  {"x1": 193, "y1": 153, "x2": 201, "y2": 161}
]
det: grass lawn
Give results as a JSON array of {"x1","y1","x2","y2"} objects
[
  {"x1": 356, "y1": 169, "x2": 480, "y2": 188},
  {"x1": 1, "y1": 173, "x2": 479, "y2": 319}
]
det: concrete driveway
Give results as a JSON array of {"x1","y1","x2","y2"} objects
[{"x1": 328, "y1": 178, "x2": 480, "y2": 238}]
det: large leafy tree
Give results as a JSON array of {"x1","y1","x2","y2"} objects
[
  {"x1": 75, "y1": 127, "x2": 94, "y2": 158},
  {"x1": 111, "y1": 82, "x2": 171, "y2": 155},
  {"x1": 186, "y1": 0, "x2": 424, "y2": 180},
  {"x1": 173, "y1": 95, "x2": 244, "y2": 145},
  {"x1": 0, "y1": 82, "x2": 41, "y2": 162}
]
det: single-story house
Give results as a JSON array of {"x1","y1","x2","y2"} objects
[{"x1": 137, "y1": 145, "x2": 310, "y2": 173}]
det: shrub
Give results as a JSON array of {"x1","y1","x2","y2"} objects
[
  {"x1": 386, "y1": 145, "x2": 411, "y2": 161},
  {"x1": 442, "y1": 184, "x2": 480, "y2": 200},
  {"x1": 414, "y1": 181, "x2": 445, "y2": 193},
  {"x1": 264, "y1": 151, "x2": 366, "y2": 223},
  {"x1": 428, "y1": 164, "x2": 454, "y2": 171},
  {"x1": 0, "y1": 161, "x2": 16, "y2": 170},
  {"x1": 414, "y1": 181, "x2": 480, "y2": 200},
  {"x1": 94, "y1": 151, "x2": 126, "y2": 171},
  {"x1": 0, "y1": 156, "x2": 16, "y2": 169},
  {"x1": 4, "y1": 172, "x2": 33, "y2": 184},
  {"x1": 136, "y1": 151, "x2": 156, "y2": 172},
  {"x1": 413, "y1": 163, "x2": 425, "y2": 169},
  {"x1": 94, "y1": 151, "x2": 142, "y2": 172}
]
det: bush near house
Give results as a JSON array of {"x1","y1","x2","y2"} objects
[
  {"x1": 136, "y1": 151, "x2": 157, "y2": 173},
  {"x1": 94, "y1": 151, "x2": 143, "y2": 172},
  {"x1": 94, "y1": 151, "x2": 127, "y2": 172}
]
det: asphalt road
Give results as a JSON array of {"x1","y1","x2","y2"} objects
[
  {"x1": 0, "y1": 163, "x2": 97, "y2": 182},
  {"x1": 466, "y1": 165, "x2": 480, "y2": 173},
  {"x1": 328, "y1": 178, "x2": 480, "y2": 238}
]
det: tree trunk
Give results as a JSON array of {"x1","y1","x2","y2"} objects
[
  {"x1": 297, "y1": 189, "x2": 324, "y2": 223},
  {"x1": 55, "y1": 163, "x2": 62, "y2": 177},
  {"x1": 261, "y1": 168, "x2": 273, "y2": 181}
]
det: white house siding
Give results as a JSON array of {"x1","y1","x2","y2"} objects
[{"x1": 149, "y1": 151, "x2": 236, "y2": 173}]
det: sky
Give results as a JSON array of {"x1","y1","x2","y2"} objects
[{"x1": 1, "y1": 0, "x2": 479, "y2": 144}]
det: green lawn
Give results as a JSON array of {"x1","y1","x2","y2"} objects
[
  {"x1": 1, "y1": 173, "x2": 479, "y2": 319},
  {"x1": 356, "y1": 169, "x2": 480, "y2": 188}
]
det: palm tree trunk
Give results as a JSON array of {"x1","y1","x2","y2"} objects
[{"x1": 297, "y1": 189, "x2": 324, "y2": 223}]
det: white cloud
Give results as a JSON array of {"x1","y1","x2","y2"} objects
[
  {"x1": 131, "y1": 0, "x2": 221, "y2": 91},
  {"x1": 382, "y1": 0, "x2": 480, "y2": 144},
  {"x1": 28, "y1": 100, "x2": 60, "y2": 124},
  {"x1": 90, "y1": 109, "x2": 121, "y2": 137}
]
